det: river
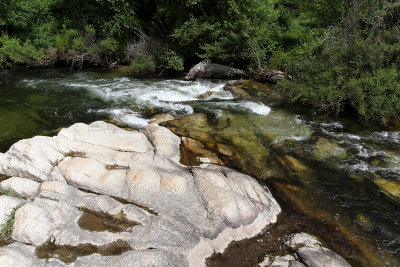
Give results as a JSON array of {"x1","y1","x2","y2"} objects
[{"x1": 1, "y1": 68, "x2": 399, "y2": 266}]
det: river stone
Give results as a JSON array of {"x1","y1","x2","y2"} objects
[
  {"x1": 223, "y1": 85, "x2": 250, "y2": 99},
  {"x1": 0, "y1": 195, "x2": 24, "y2": 227},
  {"x1": 313, "y1": 137, "x2": 347, "y2": 161},
  {"x1": 181, "y1": 137, "x2": 224, "y2": 166},
  {"x1": 270, "y1": 255, "x2": 295, "y2": 267},
  {"x1": 252, "y1": 69, "x2": 288, "y2": 83},
  {"x1": 150, "y1": 113, "x2": 175, "y2": 124},
  {"x1": 374, "y1": 176, "x2": 400, "y2": 203},
  {"x1": 289, "y1": 261, "x2": 306, "y2": 267},
  {"x1": 1, "y1": 177, "x2": 40, "y2": 198},
  {"x1": 197, "y1": 90, "x2": 233, "y2": 100},
  {"x1": 259, "y1": 255, "x2": 305, "y2": 267},
  {"x1": 164, "y1": 110, "x2": 312, "y2": 179},
  {"x1": 285, "y1": 233, "x2": 322, "y2": 250},
  {"x1": 297, "y1": 247, "x2": 351, "y2": 267},
  {"x1": 185, "y1": 59, "x2": 247, "y2": 80},
  {"x1": 0, "y1": 121, "x2": 281, "y2": 266},
  {"x1": 286, "y1": 233, "x2": 351, "y2": 267}
]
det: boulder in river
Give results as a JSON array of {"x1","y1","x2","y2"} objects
[
  {"x1": 252, "y1": 69, "x2": 290, "y2": 83},
  {"x1": 0, "y1": 121, "x2": 281, "y2": 266},
  {"x1": 185, "y1": 59, "x2": 247, "y2": 80},
  {"x1": 223, "y1": 85, "x2": 250, "y2": 99},
  {"x1": 285, "y1": 233, "x2": 351, "y2": 267},
  {"x1": 196, "y1": 90, "x2": 233, "y2": 100}
]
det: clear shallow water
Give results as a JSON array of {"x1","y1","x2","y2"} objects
[{"x1": 1, "y1": 69, "x2": 400, "y2": 266}]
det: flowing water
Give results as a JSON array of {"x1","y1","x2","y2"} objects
[{"x1": 1, "y1": 69, "x2": 400, "y2": 266}]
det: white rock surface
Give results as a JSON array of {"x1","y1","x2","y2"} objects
[
  {"x1": 0, "y1": 195, "x2": 24, "y2": 227},
  {"x1": 286, "y1": 233, "x2": 351, "y2": 267},
  {"x1": 0, "y1": 121, "x2": 281, "y2": 267},
  {"x1": 270, "y1": 255, "x2": 295, "y2": 267},
  {"x1": 285, "y1": 232, "x2": 322, "y2": 250},
  {"x1": 0, "y1": 243, "x2": 46, "y2": 267},
  {"x1": 1, "y1": 177, "x2": 40, "y2": 198}
]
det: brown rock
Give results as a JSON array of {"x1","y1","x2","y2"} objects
[
  {"x1": 252, "y1": 70, "x2": 289, "y2": 83},
  {"x1": 150, "y1": 113, "x2": 175, "y2": 124},
  {"x1": 223, "y1": 85, "x2": 250, "y2": 99},
  {"x1": 197, "y1": 91, "x2": 214, "y2": 99},
  {"x1": 181, "y1": 137, "x2": 225, "y2": 166}
]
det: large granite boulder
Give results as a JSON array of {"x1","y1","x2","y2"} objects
[
  {"x1": 185, "y1": 59, "x2": 247, "y2": 80},
  {"x1": 0, "y1": 121, "x2": 281, "y2": 266}
]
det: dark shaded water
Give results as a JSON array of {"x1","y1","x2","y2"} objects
[{"x1": 1, "y1": 69, "x2": 400, "y2": 266}]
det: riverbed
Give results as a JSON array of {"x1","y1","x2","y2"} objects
[{"x1": 1, "y1": 69, "x2": 399, "y2": 266}]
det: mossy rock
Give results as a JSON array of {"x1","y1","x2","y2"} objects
[
  {"x1": 150, "y1": 113, "x2": 175, "y2": 124},
  {"x1": 224, "y1": 79, "x2": 284, "y2": 105},
  {"x1": 165, "y1": 110, "x2": 312, "y2": 178},
  {"x1": 313, "y1": 137, "x2": 348, "y2": 161},
  {"x1": 374, "y1": 176, "x2": 400, "y2": 203},
  {"x1": 356, "y1": 214, "x2": 373, "y2": 231}
]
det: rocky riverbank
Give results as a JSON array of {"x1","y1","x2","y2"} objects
[{"x1": 0, "y1": 121, "x2": 353, "y2": 266}]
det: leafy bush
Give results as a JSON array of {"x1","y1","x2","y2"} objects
[
  {"x1": 0, "y1": 34, "x2": 46, "y2": 63},
  {"x1": 165, "y1": 50, "x2": 184, "y2": 71},
  {"x1": 171, "y1": 0, "x2": 279, "y2": 67},
  {"x1": 54, "y1": 29, "x2": 79, "y2": 54},
  {"x1": 130, "y1": 54, "x2": 156, "y2": 75},
  {"x1": 278, "y1": 34, "x2": 400, "y2": 123}
]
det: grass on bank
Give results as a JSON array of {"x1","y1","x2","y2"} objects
[{"x1": 0, "y1": 210, "x2": 15, "y2": 246}]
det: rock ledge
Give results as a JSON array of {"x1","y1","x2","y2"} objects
[{"x1": 0, "y1": 121, "x2": 281, "y2": 267}]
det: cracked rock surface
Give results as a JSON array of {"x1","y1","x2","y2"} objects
[{"x1": 0, "y1": 121, "x2": 281, "y2": 266}]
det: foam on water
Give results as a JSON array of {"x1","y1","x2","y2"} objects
[
  {"x1": 97, "y1": 108, "x2": 149, "y2": 128},
  {"x1": 213, "y1": 101, "x2": 271, "y2": 115},
  {"x1": 19, "y1": 75, "x2": 271, "y2": 126}
]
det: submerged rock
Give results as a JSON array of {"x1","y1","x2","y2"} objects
[
  {"x1": 286, "y1": 233, "x2": 351, "y2": 267},
  {"x1": 374, "y1": 176, "x2": 400, "y2": 203},
  {"x1": 185, "y1": 59, "x2": 247, "y2": 80},
  {"x1": 196, "y1": 90, "x2": 233, "y2": 100},
  {"x1": 223, "y1": 80, "x2": 284, "y2": 105},
  {"x1": 313, "y1": 137, "x2": 347, "y2": 161},
  {"x1": 0, "y1": 121, "x2": 281, "y2": 266},
  {"x1": 181, "y1": 137, "x2": 225, "y2": 166},
  {"x1": 223, "y1": 85, "x2": 250, "y2": 99},
  {"x1": 164, "y1": 110, "x2": 312, "y2": 179}
]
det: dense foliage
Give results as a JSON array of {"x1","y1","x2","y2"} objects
[{"x1": 0, "y1": 0, "x2": 399, "y2": 122}]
